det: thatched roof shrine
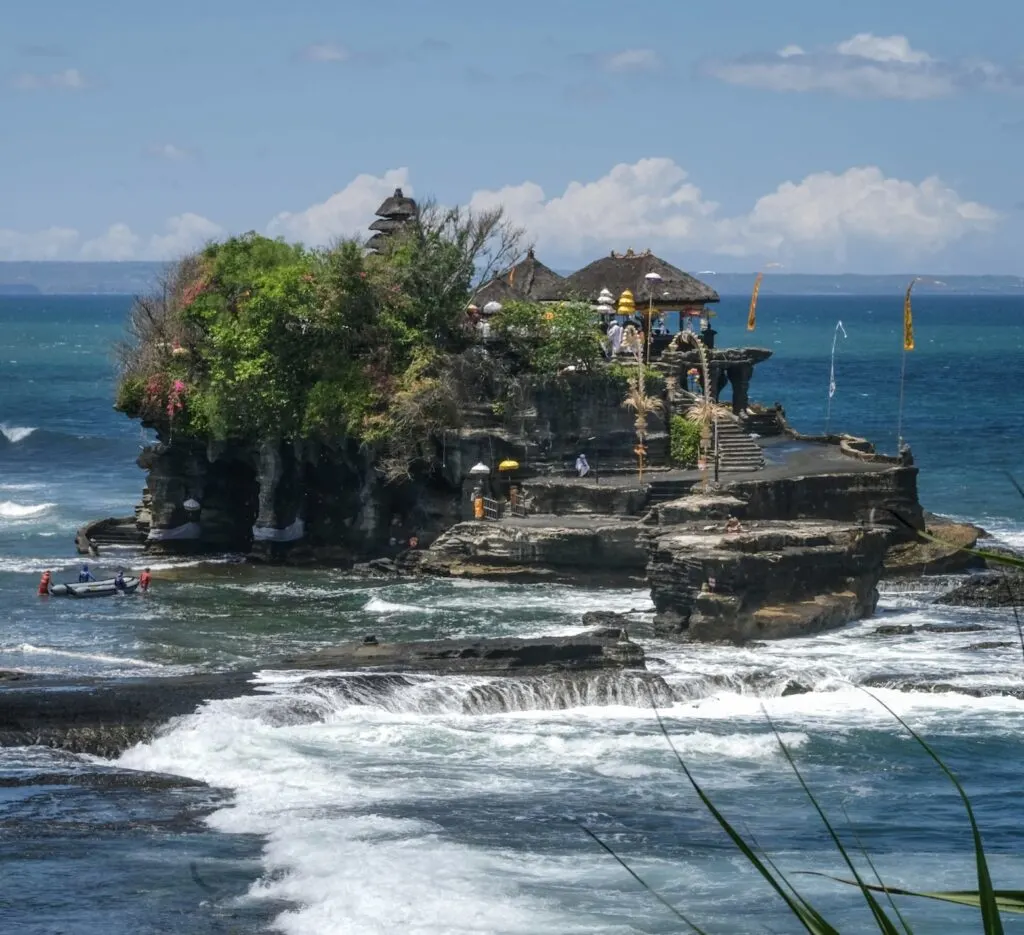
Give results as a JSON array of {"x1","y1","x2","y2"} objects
[
  {"x1": 472, "y1": 248, "x2": 564, "y2": 306},
  {"x1": 366, "y1": 188, "x2": 418, "y2": 253},
  {"x1": 552, "y1": 248, "x2": 719, "y2": 307},
  {"x1": 375, "y1": 188, "x2": 418, "y2": 220}
]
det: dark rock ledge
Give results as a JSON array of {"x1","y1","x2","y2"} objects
[{"x1": 0, "y1": 629, "x2": 643, "y2": 757}]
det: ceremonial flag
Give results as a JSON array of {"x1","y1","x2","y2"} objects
[
  {"x1": 903, "y1": 278, "x2": 916, "y2": 351},
  {"x1": 746, "y1": 272, "x2": 762, "y2": 331},
  {"x1": 828, "y1": 320, "x2": 847, "y2": 399}
]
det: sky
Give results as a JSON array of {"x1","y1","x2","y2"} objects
[{"x1": 3, "y1": 0, "x2": 1024, "y2": 273}]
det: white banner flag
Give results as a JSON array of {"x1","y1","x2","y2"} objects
[{"x1": 828, "y1": 320, "x2": 847, "y2": 399}]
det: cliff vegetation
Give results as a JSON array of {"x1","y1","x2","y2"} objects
[{"x1": 115, "y1": 205, "x2": 606, "y2": 479}]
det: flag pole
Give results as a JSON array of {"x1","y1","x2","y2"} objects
[{"x1": 896, "y1": 278, "x2": 917, "y2": 451}]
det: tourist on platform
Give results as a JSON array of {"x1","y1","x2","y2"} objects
[
  {"x1": 725, "y1": 516, "x2": 743, "y2": 534},
  {"x1": 575, "y1": 454, "x2": 590, "y2": 478}
]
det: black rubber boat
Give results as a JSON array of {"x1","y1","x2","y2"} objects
[{"x1": 49, "y1": 577, "x2": 140, "y2": 598}]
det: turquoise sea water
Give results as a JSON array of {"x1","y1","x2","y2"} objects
[{"x1": 1, "y1": 294, "x2": 1023, "y2": 934}]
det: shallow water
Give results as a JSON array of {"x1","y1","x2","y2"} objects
[{"x1": 1, "y1": 294, "x2": 1024, "y2": 933}]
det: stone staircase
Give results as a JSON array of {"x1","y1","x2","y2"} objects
[
  {"x1": 714, "y1": 418, "x2": 765, "y2": 472},
  {"x1": 647, "y1": 479, "x2": 694, "y2": 504}
]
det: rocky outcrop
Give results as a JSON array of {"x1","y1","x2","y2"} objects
[
  {"x1": 646, "y1": 520, "x2": 889, "y2": 642},
  {"x1": 413, "y1": 517, "x2": 646, "y2": 583},
  {"x1": 935, "y1": 572, "x2": 1024, "y2": 608},
  {"x1": 280, "y1": 628, "x2": 644, "y2": 676},
  {"x1": 882, "y1": 519, "x2": 986, "y2": 577},
  {"x1": 0, "y1": 630, "x2": 645, "y2": 756}
]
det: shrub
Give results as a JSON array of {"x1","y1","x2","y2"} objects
[{"x1": 670, "y1": 415, "x2": 701, "y2": 467}]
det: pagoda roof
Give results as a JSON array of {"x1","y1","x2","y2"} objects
[
  {"x1": 552, "y1": 249, "x2": 719, "y2": 305},
  {"x1": 368, "y1": 217, "x2": 405, "y2": 233},
  {"x1": 374, "y1": 187, "x2": 418, "y2": 220},
  {"x1": 472, "y1": 248, "x2": 564, "y2": 306}
]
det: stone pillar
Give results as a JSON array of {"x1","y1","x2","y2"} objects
[
  {"x1": 727, "y1": 362, "x2": 754, "y2": 414},
  {"x1": 251, "y1": 440, "x2": 306, "y2": 556}
]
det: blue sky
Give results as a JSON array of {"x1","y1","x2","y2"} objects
[{"x1": 3, "y1": 0, "x2": 1023, "y2": 272}]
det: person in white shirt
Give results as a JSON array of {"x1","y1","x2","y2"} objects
[
  {"x1": 605, "y1": 320, "x2": 623, "y2": 358},
  {"x1": 575, "y1": 454, "x2": 590, "y2": 477}
]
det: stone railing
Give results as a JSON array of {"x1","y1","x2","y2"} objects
[{"x1": 773, "y1": 406, "x2": 910, "y2": 466}]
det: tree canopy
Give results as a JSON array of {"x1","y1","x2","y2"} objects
[{"x1": 115, "y1": 204, "x2": 607, "y2": 478}]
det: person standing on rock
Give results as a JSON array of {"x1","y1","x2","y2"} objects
[{"x1": 575, "y1": 454, "x2": 590, "y2": 478}]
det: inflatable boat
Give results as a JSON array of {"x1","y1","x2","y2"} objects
[{"x1": 49, "y1": 577, "x2": 140, "y2": 598}]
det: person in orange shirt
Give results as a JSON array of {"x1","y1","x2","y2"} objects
[
  {"x1": 37, "y1": 570, "x2": 52, "y2": 595},
  {"x1": 139, "y1": 568, "x2": 152, "y2": 592}
]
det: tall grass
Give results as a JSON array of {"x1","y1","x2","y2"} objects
[{"x1": 589, "y1": 481, "x2": 1024, "y2": 931}]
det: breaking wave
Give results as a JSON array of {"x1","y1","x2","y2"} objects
[{"x1": 0, "y1": 423, "x2": 36, "y2": 443}]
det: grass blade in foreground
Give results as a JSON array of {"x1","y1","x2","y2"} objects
[
  {"x1": 764, "y1": 712, "x2": 903, "y2": 934},
  {"x1": 580, "y1": 825, "x2": 711, "y2": 934},
  {"x1": 798, "y1": 875, "x2": 1024, "y2": 915},
  {"x1": 864, "y1": 690, "x2": 1006, "y2": 935},
  {"x1": 646, "y1": 697, "x2": 842, "y2": 934}
]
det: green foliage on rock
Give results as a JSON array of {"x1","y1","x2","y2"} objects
[
  {"x1": 491, "y1": 300, "x2": 604, "y2": 374},
  {"x1": 114, "y1": 205, "x2": 529, "y2": 478},
  {"x1": 670, "y1": 415, "x2": 702, "y2": 467}
]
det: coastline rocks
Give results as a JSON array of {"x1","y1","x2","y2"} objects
[
  {"x1": 412, "y1": 517, "x2": 646, "y2": 584},
  {"x1": 935, "y1": 571, "x2": 1024, "y2": 608},
  {"x1": 647, "y1": 520, "x2": 889, "y2": 642},
  {"x1": 0, "y1": 630, "x2": 645, "y2": 756},
  {"x1": 280, "y1": 628, "x2": 645, "y2": 676},
  {"x1": 882, "y1": 520, "x2": 986, "y2": 578}
]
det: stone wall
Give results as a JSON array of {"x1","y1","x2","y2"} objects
[{"x1": 651, "y1": 467, "x2": 924, "y2": 542}]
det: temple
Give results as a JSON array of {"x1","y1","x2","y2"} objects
[
  {"x1": 472, "y1": 245, "x2": 770, "y2": 471},
  {"x1": 365, "y1": 188, "x2": 418, "y2": 253}
]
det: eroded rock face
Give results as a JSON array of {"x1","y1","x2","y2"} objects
[
  {"x1": 414, "y1": 518, "x2": 647, "y2": 584},
  {"x1": 647, "y1": 521, "x2": 890, "y2": 642}
]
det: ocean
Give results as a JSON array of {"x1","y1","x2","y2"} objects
[{"x1": 1, "y1": 293, "x2": 1023, "y2": 934}]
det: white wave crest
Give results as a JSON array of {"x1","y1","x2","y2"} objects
[
  {"x1": 0, "y1": 500, "x2": 55, "y2": 519},
  {"x1": 363, "y1": 596, "x2": 435, "y2": 614},
  {"x1": 10, "y1": 642, "x2": 159, "y2": 668},
  {"x1": 0, "y1": 424, "x2": 37, "y2": 443}
]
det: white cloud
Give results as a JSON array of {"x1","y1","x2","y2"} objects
[
  {"x1": 147, "y1": 213, "x2": 224, "y2": 258},
  {"x1": 0, "y1": 226, "x2": 80, "y2": 260},
  {"x1": 468, "y1": 158, "x2": 997, "y2": 264},
  {"x1": 144, "y1": 143, "x2": 194, "y2": 162},
  {"x1": 835, "y1": 33, "x2": 931, "y2": 64},
  {"x1": 266, "y1": 168, "x2": 411, "y2": 245},
  {"x1": 81, "y1": 223, "x2": 141, "y2": 260},
  {"x1": 299, "y1": 42, "x2": 349, "y2": 63},
  {"x1": 714, "y1": 167, "x2": 998, "y2": 259},
  {"x1": 0, "y1": 160, "x2": 999, "y2": 268},
  {"x1": 703, "y1": 33, "x2": 1014, "y2": 99},
  {"x1": 469, "y1": 159, "x2": 716, "y2": 255},
  {"x1": 604, "y1": 48, "x2": 661, "y2": 72},
  {"x1": 13, "y1": 68, "x2": 86, "y2": 90}
]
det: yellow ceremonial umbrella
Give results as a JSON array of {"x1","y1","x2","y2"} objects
[{"x1": 498, "y1": 459, "x2": 520, "y2": 472}]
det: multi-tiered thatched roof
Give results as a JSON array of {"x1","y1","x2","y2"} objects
[{"x1": 366, "y1": 188, "x2": 418, "y2": 253}]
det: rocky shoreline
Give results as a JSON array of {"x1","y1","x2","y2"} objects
[{"x1": 0, "y1": 628, "x2": 644, "y2": 756}]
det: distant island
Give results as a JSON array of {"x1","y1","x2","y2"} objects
[{"x1": 2, "y1": 260, "x2": 1024, "y2": 296}]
